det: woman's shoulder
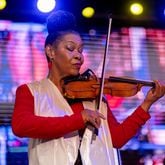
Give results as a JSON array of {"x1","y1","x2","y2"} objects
[
  {"x1": 16, "y1": 78, "x2": 48, "y2": 95},
  {"x1": 15, "y1": 83, "x2": 34, "y2": 99},
  {"x1": 16, "y1": 84, "x2": 31, "y2": 94},
  {"x1": 17, "y1": 84, "x2": 28, "y2": 91}
]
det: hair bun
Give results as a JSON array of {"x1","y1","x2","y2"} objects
[{"x1": 47, "y1": 10, "x2": 77, "y2": 34}]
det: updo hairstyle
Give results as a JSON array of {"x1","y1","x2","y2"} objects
[{"x1": 45, "y1": 10, "x2": 79, "y2": 63}]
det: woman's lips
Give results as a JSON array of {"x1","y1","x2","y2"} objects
[{"x1": 73, "y1": 63, "x2": 81, "y2": 69}]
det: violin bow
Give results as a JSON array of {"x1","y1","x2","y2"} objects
[
  {"x1": 97, "y1": 16, "x2": 112, "y2": 113},
  {"x1": 96, "y1": 16, "x2": 122, "y2": 165}
]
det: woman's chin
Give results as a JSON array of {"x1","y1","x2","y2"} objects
[{"x1": 70, "y1": 69, "x2": 80, "y2": 76}]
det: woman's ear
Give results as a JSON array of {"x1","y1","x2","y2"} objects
[{"x1": 45, "y1": 44, "x2": 55, "y2": 60}]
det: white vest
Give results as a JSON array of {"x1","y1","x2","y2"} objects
[{"x1": 27, "y1": 78, "x2": 119, "y2": 165}]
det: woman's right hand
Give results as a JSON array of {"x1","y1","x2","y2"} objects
[{"x1": 81, "y1": 109, "x2": 106, "y2": 128}]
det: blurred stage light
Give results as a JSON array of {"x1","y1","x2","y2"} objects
[
  {"x1": 37, "y1": 0, "x2": 56, "y2": 13},
  {"x1": 130, "y1": 3, "x2": 143, "y2": 15},
  {"x1": 89, "y1": 29, "x2": 96, "y2": 36},
  {"x1": 82, "y1": 7, "x2": 95, "y2": 18},
  {"x1": 164, "y1": 9, "x2": 165, "y2": 17},
  {"x1": 0, "y1": 0, "x2": 6, "y2": 10}
]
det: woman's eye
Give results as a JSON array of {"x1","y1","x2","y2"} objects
[{"x1": 66, "y1": 46, "x2": 74, "y2": 51}]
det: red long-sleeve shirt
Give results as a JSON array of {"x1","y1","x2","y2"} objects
[{"x1": 12, "y1": 84, "x2": 150, "y2": 148}]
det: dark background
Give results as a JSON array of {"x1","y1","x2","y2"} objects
[{"x1": 0, "y1": 0, "x2": 165, "y2": 31}]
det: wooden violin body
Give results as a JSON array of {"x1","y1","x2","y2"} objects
[{"x1": 62, "y1": 69, "x2": 155, "y2": 99}]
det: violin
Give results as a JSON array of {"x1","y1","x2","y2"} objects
[{"x1": 62, "y1": 69, "x2": 155, "y2": 99}]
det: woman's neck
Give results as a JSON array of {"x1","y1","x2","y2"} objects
[{"x1": 47, "y1": 70, "x2": 64, "y2": 93}]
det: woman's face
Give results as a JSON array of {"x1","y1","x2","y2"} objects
[{"x1": 51, "y1": 33, "x2": 84, "y2": 78}]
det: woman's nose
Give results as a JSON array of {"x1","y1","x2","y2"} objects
[{"x1": 74, "y1": 52, "x2": 83, "y2": 60}]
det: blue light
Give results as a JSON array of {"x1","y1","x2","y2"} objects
[{"x1": 37, "y1": 0, "x2": 56, "y2": 13}]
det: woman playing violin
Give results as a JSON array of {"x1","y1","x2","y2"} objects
[{"x1": 11, "y1": 10, "x2": 165, "y2": 165}]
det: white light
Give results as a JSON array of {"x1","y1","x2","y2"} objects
[{"x1": 37, "y1": 0, "x2": 56, "y2": 13}]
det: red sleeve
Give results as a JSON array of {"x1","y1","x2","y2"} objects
[
  {"x1": 12, "y1": 84, "x2": 85, "y2": 139},
  {"x1": 107, "y1": 105, "x2": 151, "y2": 148}
]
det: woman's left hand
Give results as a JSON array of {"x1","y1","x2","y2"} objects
[{"x1": 141, "y1": 80, "x2": 165, "y2": 112}]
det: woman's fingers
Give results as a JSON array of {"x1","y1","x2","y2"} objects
[
  {"x1": 154, "y1": 80, "x2": 165, "y2": 97},
  {"x1": 149, "y1": 80, "x2": 165, "y2": 101},
  {"x1": 81, "y1": 109, "x2": 106, "y2": 128}
]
